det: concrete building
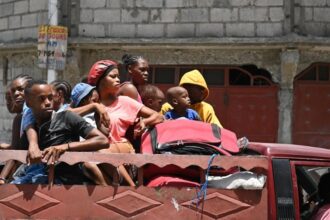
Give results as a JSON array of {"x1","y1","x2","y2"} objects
[{"x1": 0, "y1": 0, "x2": 329, "y2": 148}]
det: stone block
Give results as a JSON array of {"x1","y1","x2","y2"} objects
[
  {"x1": 304, "y1": 22, "x2": 326, "y2": 36},
  {"x1": 29, "y1": 0, "x2": 47, "y2": 12},
  {"x1": 304, "y1": 7, "x2": 313, "y2": 21},
  {"x1": 37, "y1": 12, "x2": 48, "y2": 25},
  {"x1": 122, "y1": 9, "x2": 149, "y2": 23},
  {"x1": 136, "y1": 0, "x2": 163, "y2": 8},
  {"x1": 0, "y1": 18, "x2": 8, "y2": 30},
  {"x1": 165, "y1": 0, "x2": 196, "y2": 8},
  {"x1": 240, "y1": 7, "x2": 268, "y2": 21},
  {"x1": 255, "y1": 0, "x2": 283, "y2": 6},
  {"x1": 212, "y1": 0, "x2": 232, "y2": 7},
  {"x1": 210, "y1": 8, "x2": 238, "y2": 22},
  {"x1": 0, "y1": 3, "x2": 13, "y2": 17},
  {"x1": 108, "y1": 24, "x2": 136, "y2": 37},
  {"x1": 294, "y1": 6, "x2": 300, "y2": 26},
  {"x1": 196, "y1": 0, "x2": 214, "y2": 7},
  {"x1": 230, "y1": 0, "x2": 254, "y2": 6},
  {"x1": 8, "y1": 15, "x2": 20, "y2": 29},
  {"x1": 79, "y1": 24, "x2": 105, "y2": 37},
  {"x1": 21, "y1": 13, "x2": 37, "y2": 27},
  {"x1": 181, "y1": 8, "x2": 208, "y2": 22},
  {"x1": 167, "y1": 23, "x2": 195, "y2": 37},
  {"x1": 270, "y1": 7, "x2": 284, "y2": 21},
  {"x1": 80, "y1": 9, "x2": 93, "y2": 22},
  {"x1": 196, "y1": 23, "x2": 224, "y2": 37},
  {"x1": 150, "y1": 9, "x2": 161, "y2": 22},
  {"x1": 80, "y1": 0, "x2": 106, "y2": 8},
  {"x1": 314, "y1": 8, "x2": 330, "y2": 22},
  {"x1": 22, "y1": 26, "x2": 38, "y2": 39},
  {"x1": 226, "y1": 23, "x2": 255, "y2": 37},
  {"x1": 137, "y1": 24, "x2": 164, "y2": 37},
  {"x1": 300, "y1": 0, "x2": 326, "y2": 6},
  {"x1": 94, "y1": 9, "x2": 121, "y2": 23},
  {"x1": 14, "y1": 0, "x2": 28, "y2": 14},
  {"x1": 257, "y1": 22, "x2": 283, "y2": 36},
  {"x1": 106, "y1": 0, "x2": 121, "y2": 8},
  {"x1": 159, "y1": 9, "x2": 179, "y2": 23}
]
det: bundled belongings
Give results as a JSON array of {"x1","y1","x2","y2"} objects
[
  {"x1": 140, "y1": 120, "x2": 240, "y2": 187},
  {"x1": 141, "y1": 119, "x2": 239, "y2": 155}
]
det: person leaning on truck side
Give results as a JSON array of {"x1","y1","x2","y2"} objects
[{"x1": 11, "y1": 80, "x2": 109, "y2": 184}]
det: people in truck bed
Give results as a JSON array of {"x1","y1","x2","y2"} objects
[
  {"x1": 164, "y1": 86, "x2": 201, "y2": 121},
  {"x1": 0, "y1": 74, "x2": 33, "y2": 184},
  {"x1": 87, "y1": 59, "x2": 164, "y2": 186},
  {"x1": 11, "y1": 80, "x2": 109, "y2": 184},
  {"x1": 161, "y1": 69, "x2": 223, "y2": 127},
  {"x1": 139, "y1": 84, "x2": 165, "y2": 112},
  {"x1": 118, "y1": 54, "x2": 150, "y2": 102},
  {"x1": 70, "y1": 82, "x2": 115, "y2": 186}
]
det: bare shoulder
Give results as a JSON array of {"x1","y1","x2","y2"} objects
[{"x1": 118, "y1": 83, "x2": 139, "y2": 100}]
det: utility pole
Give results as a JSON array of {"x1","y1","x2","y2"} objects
[{"x1": 47, "y1": 0, "x2": 58, "y2": 83}]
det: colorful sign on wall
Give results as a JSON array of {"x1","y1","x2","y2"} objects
[{"x1": 37, "y1": 25, "x2": 68, "y2": 70}]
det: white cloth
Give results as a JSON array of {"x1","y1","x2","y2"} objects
[{"x1": 207, "y1": 171, "x2": 266, "y2": 190}]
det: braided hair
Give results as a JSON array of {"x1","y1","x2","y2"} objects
[
  {"x1": 121, "y1": 54, "x2": 145, "y2": 70},
  {"x1": 12, "y1": 74, "x2": 33, "y2": 82},
  {"x1": 50, "y1": 80, "x2": 72, "y2": 104}
]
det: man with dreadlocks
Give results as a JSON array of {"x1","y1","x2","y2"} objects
[{"x1": 0, "y1": 74, "x2": 33, "y2": 184}]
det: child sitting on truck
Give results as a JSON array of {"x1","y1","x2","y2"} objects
[
  {"x1": 161, "y1": 69, "x2": 222, "y2": 127},
  {"x1": 164, "y1": 86, "x2": 200, "y2": 121},
  {"x1": 139, "y1": 84, "x2": 165, "y2": 112}
]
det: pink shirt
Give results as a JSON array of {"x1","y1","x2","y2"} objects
[
  {"x1": 312, "y1": 204, "x2": 330, "y2": 220},
  {"x1": 106, "y1": 96, "x2": 143, "y2": 143}
]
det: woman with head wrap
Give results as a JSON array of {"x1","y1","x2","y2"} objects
[{"x1": 87, "y1": 60, "x2": 164, "y2": 186}]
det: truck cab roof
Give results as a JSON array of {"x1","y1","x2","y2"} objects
[{"x1": 248, "y1": 142, "x2": 330, "y2": 160}]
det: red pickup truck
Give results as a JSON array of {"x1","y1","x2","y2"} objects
[{"x1": 0, "y1": 142, "x2": 329, "y2": 219}]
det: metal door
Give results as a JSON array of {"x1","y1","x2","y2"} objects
[{"x1": 293, "y1": 63, "x2": 330, "y2": 148}]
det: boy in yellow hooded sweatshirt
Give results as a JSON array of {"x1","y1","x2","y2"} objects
[{"x1": 161, "y1": 69, "x2": 223, "y2": 127}]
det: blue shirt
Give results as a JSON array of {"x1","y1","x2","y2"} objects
[{"x1": 164, "y1": 108, "x2": 201, "y2": 121}]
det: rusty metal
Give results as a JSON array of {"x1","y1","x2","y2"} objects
[
  {"x1": 293, "y1": 63, "x2": 330, "y2": 149},
  {"x1": 0, "y1": 184, "x2": 267, "y2": 219},
  {"x1": 0, "y1": 150, "x2": 268, "y2": 219},
  {"x1": 0, "y1": 150, "x2": 268, "y2": 171}
]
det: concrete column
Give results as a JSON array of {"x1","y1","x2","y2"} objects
[{"x1": 277, "y1": 49, "x2": 299, "y2": 143}]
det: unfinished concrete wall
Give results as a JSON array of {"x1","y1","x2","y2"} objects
[
  {"x1": 294, "y1": 0, "x2": 330, "y2": 36},
  {"x1": 79, "y1": 0, "x2": 285, "y2": 38},
  {"x1": 0, "y1": 52, "x2": 45, "y2": 143},
  {"x1": 0, "y1": 0, "x2": 48, "y2": 42}
]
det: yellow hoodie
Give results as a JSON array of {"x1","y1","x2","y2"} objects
[{"x1": 161, "y1": 69, "x2": 222, "y2": 127}]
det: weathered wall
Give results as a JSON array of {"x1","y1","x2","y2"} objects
[
  {"x1": 0, "y1": 51, "x2": 45, "y2": 143},
  {"x1": 78, "y1": 0, "x2": 285, "y2": 38},
  {"x1": 0, "y1": 0, "x2": 48, "y2": 42},
  {"x1": 1, "y1": 0, "x2": 330, "y2": 144},
  {"x1": 294, "y1": 0, "x2": 330, "y2": 36}
]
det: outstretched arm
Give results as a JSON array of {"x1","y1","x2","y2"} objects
[
  {"x1": 138, "y1": 106, "x2": 164, "y2": 127},
  {"x1": 26, "y1": 125, "x2": 42, "y2": 164},
  {"x1": 68, "y1": 103, "x2": 110, "y2": 128},
  {"x1": 42, "y1": 128, "x2": 108, "y2": 165}
]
